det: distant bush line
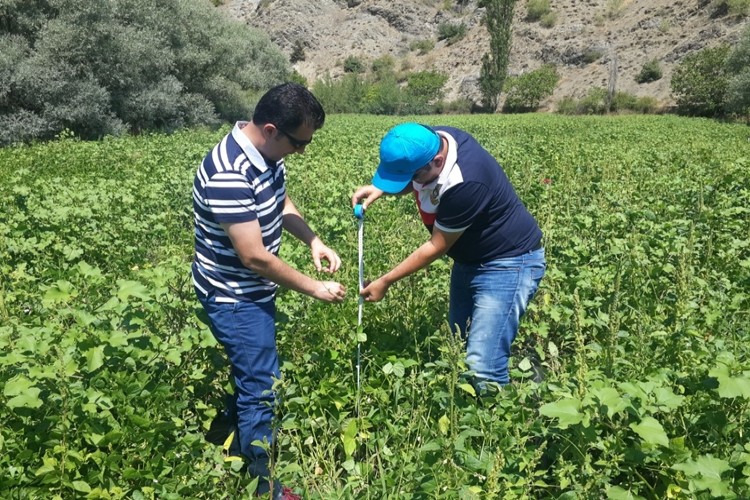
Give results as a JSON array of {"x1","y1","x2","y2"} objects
[{"x1": 1, "y1": 2, "x2": 748, "y2": 146}]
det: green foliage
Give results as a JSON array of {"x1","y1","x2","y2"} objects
[
  {"x1": 583, "y1": 48, "x2": 605, "y2": 64},
  {"x1": 310, "y1": 68, "x2": 447, "y2": 116},
  {"x1": 433, "y1": 97, "x2": 475, "y2": 114},
  {"x1": 526, "y1": 0, "x2": 551, "y2": 21},
  {"x1": 636, "y1": 58, "x2": 663, "y2": 84},
  {"x1": 311, "y1": 74, "x2": 368, "y2": 114},
  {"x1": 2, "y1": 114, "x2": 750, "y2": 497},
  {"x1": 712, "y1": 0, "x2": 750, "y2": 16},
  {"x1": 557, "y1": 88, "x2": 658, "y2": 115},
  {"x1": 605, "y1": 0, "x2": 625, "y2": 19},
  {"x1": 371, "y1": 55, "x2": 396, "y2": 81},
  {"x1": 540, "y1": 11, "x2": 558, "y2": 28},
  {"x1": 0, "y1": 0, "x2": 289, "y2": 146},
  {"x1": 343, "y1": 55, "x2": 365, "y2": 74},
  {"x1": 502, "y1": 64, "x2": 559, "y2": 112},
  {"x1": 479, "y1": 0, "x2": 519, "y2": 111},
  {"x1": 288, "y1": 70, "x2": 308, "y2": 87},
  {"x1": 557, "y1": 88, "x2": 608, "y2": 114},
  {"x1": 671, "y1": 45, "x2": 730, "y2": 117},
  {"x1": 724, "y1": 24, "x2": 750, "y2": 117},
  {"x1": 405, "y1": 70, "x2": 448, "y2": 103},
  {"x1": 410, "y1": 38, "x2": 435, "y2": 55},
  {"x1": 612, "y1": 93, "x2": 659, "y2": 113},
  {"x1": 290, "y1": 39, "x2": 306, "y2": 63},
  {"x1": 437, "y1": 21, "x2": 467, "y2": 45}
]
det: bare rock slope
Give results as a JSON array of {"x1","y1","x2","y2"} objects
[{"x1": 223, "y1": 0, "x2": 748, "y2": 110}]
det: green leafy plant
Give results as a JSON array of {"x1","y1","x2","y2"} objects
[
  {"x1": 2, "y1": 114, "x2": 749, "y2": 497},
  {"x1": 409, "y1": 38, "x2": 435, "y2": 55},
  {"x1": 437, "y1": 22, "x2": 467, "y2": 45},
  {"x1": 343, "y1": 55, "x2": 365, "y2": 74},
  {"x1": 526, "y1": 0, "x2": 551, "y2": 21},
  {"x1": 502, "y1": 64, "x2": 559, "y2": 112},
  {"x1": 671, "y1": 45, "x2": 730, "y2": 117},
  {"x1": 636, "y1": 59, "x2": 663, "y2": 84}
]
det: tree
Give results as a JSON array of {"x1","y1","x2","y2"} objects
[
  {"x1": 502, "y1": 65, "x2": 559, "y2": 112},
  {"x1": 724, "y1": 24, "x2": 750, "y2": 117},
  {"x1": 478, "y1": 0, "x2": 518, "y2": 112},
  {"x1": 670, "y1": 45, "x2": 730, "y2": 117},
  {"x1": 0, "y1": 0, "x2": 290, "y2": 145}
]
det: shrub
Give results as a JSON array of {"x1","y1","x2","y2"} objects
[
  {"x1": 311, "y1": 73, "x2": 368, "y2": 114},
  {"x1": 577, "y1": 88, "x2": 609, "y2": 114},
  {"x1": 526, "y1": 0, "x2": 551, "y2": 21},
  {"x1": 371, "y1": 55, "x2": 396, "y2": 81},
  {"x1": 288, "y1": 70, "x2": 308, "y2": 87},
  {"x1": 405, "y1": 70, "x2": 448, "y2": 103},
  {"x1": 410, "y1": 38, "x2": 435, "y2": 55},
  {"x1": 712, "y1": 0, "x2": 750, "y2": 16},
  {"x1": 502, "y1": 64, "x2": 559, "y2": 112},
  {"x1": 0, "y1": 0, "x2": 289, "y2": 146},
  {"x1": 636, "y1": 59, "x2": 663, "y2": 83},
  {"x1": 437, "y1": 22, "x2": 467, "y2": 45},
  {"x1": 361, "y1": 77, "x2": 403, "y2": 115},
  {"x1": 433, "y1": 98, "x2": 474, "y2": 114},
  {"x1": 556, "y1": 96, "x2": 579, "y2": 115},
  {"x1": 631, "y1": 95, "x2": 660, "y2": 114},
  {"x1": 557, "y1": 89, "x2": 659, "y2": 115},
  {"x1": 583, "y1": 49, "x2": 604, "y2": 64},
  {"x1": 725, "y1": 71, "x2": 750, "y2": 117},
  {"x1": 290, "y1": 39, "x2": 306, "y2": 63},
  {"x1": 724, "y1": 24, "x2": 750, "y2": 117},
  {"x1": 671, "y1": 45, "x2": 730, "y2": 117},
  {"x1": 605, "y1": 0, "x2": 625, "y2": 19},
  {"x1": 343, "y1": 55, "x2": 365, "y2": 73},
  {"x1": 555, "y1": 88, "x2": 607, "y2": 114},
  {"x1": 540, "y1": 11, "x2": 558, "y2": 28}
]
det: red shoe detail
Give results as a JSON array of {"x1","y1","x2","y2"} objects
[{"x1": 280, "y1": 486, "x2": 302, "y2": 500}]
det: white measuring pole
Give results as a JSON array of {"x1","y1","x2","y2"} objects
[{"x1": 353, "y1": 204, "x2": 364, "y2": 417}]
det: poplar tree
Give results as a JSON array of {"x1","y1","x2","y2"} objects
[{"x1": 478, "y1": 0, "x2": 518, "y2": 112}]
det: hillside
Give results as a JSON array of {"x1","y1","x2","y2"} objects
[{"x1": 222, "y1": 0, "x2": 749, "y2": 110}]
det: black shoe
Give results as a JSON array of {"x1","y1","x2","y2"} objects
[{"x1": 205, "y1": 410, "x2": 234, "y2": 445}]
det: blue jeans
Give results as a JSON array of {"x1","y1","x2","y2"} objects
[
  {"x1": 448, "y1": 248, "x2": 546, "y2": 386},
  {"x1": 198, "y1": 295, "x2": 279, "y2": 482}
]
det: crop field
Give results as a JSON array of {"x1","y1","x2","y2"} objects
[{"x1": 1, "y1": 114, "x2": 749, "y2": 499}]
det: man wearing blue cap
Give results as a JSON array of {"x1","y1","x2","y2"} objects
[{"x1": 352, "y1": 122, "x2": 545, "y2": 388}]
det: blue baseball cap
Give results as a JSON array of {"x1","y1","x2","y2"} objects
[{"x1": 372, "y1": 123, "x2": 441, "y2": 193}]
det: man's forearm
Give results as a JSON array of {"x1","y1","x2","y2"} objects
[
  {"x1": 381, "y1": 240, "x2": 445, "y2": 286},
  {"x1": 242, "y1": 249, "x2": 319, "y2": 296},
  {"x1": 282, "y1": 212, "x2": 318, "y2": 247}
]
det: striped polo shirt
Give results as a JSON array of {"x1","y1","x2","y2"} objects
[{"x1": 192, "y1": 122, "x2": 286, "y2": 303}]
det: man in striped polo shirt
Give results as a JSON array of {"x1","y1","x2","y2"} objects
[
  {"x1": 352, "y1": 122, "x2": 545, "y2": 391},
  {"x1": 193, "y1": 83, "x2": 345, "y2": 498}
]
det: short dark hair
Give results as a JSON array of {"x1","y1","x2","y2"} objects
[{"x1": 252, "y1": 82, "x2": 325, "y2": 132}]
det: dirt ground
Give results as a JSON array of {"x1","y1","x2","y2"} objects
[{"x1": 223, "y1": 0, "x2": 749, "y2": 110}]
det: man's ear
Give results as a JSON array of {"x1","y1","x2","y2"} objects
[{"x1": 262, "y1": 123, "x2": 277, "y2": 139}]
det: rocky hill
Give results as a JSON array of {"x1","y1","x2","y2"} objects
[{"x1": 222, "y1": 0, "x2": 749, "y2": 110}]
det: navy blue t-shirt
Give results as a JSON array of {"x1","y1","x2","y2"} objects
[{"x1": 411, "y1": 126, "x2": 542, "y2": 264}]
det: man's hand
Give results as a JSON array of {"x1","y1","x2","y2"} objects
[
  {"x1": 314, "y1": 281, "x2": 346, "y2": 302},
  {"x1": 360, "y1": 277, "x2": 390, "y2": 302},
  {"x1": 351, "y1": 185, "x2": 384, "y2": 210},
  {"x1": 310, "y1": 238, "x2": 341, "y2": 273}
]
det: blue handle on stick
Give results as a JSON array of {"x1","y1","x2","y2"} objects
[{"x1": 353, "y1": 204, "x2": 364, "y2": 219}]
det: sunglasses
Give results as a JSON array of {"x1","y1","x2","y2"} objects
[{"x1": 276, "y1": 126, "x2": 313, "y2": 149}]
